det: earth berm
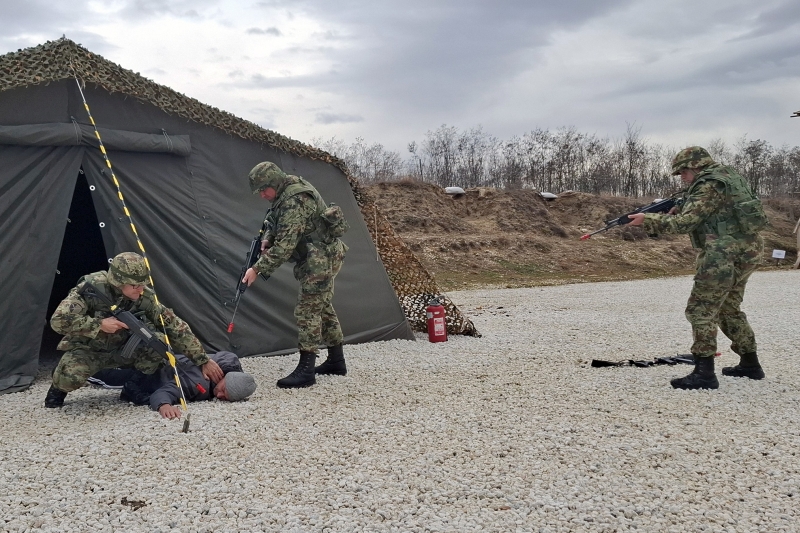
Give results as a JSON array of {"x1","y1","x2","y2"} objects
[{"x1": 365, "y1": 180, "x2": 800, "y2": 291}]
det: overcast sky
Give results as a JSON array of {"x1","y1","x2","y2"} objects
[{"x1": 2, "y1": 0, "x2": 799, "y2": 155}]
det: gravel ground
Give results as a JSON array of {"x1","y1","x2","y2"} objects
[{"x1": 1, "y1": 270, "x2": 799, "y2": 533}]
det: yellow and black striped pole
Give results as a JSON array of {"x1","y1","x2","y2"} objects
[{"x1": 75, "y1": 78, "x2": 192, "y2": 431}]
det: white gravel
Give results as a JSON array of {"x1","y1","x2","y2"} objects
[{"x1": 1, "y1": 270, "x2": 799, "y2": 533}]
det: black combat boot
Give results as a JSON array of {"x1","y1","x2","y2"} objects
[
  {"x1": 670, "y1": 355, "x2": 719, "y2": 390},
  {"x1": 722, "y1": 352, "x2": 765, "y2": 380},
  {"x1": 315, "y1": 344, "x2": 347, "y2": 376},
  {"x1": 120, "y1": 380, "x2": 152, "y2": 405},
  {"x1": 277, "y1": 351, "x2": 317, "y2": 388},
  {"x1": 44, "y1": 385, "x2": 68, "y2": 408}
]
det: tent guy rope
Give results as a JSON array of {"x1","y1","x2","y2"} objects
[{"x1": 74, "y1": 78, "x2": 192, "y2": 433}]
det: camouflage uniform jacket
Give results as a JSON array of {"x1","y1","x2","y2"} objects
[
  {"x1": 50, "y1": 271, "x2": 208, "y2": 365},
  {"x1": 253, "y1": 176, "x2": 335, "y2": 277},
  {"x1": 642, "y1": 164, "x2": 765, "y2": 248}
]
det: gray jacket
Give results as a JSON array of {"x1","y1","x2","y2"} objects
[{"x1": 149, "y1": 351, "x2": 242, "y2": 411}]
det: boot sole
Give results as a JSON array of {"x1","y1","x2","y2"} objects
[
  {"x1": 315, "y1": 369, "x2": 347, "y2": 376},
  {"x1": 721, "y1": 368, "x2": 765, "y2": 380},
  {"x1": 669, "y1": 374, "x2": 719, "y2": 390},
  {"x1": 670, "y1": 379, "x2": 719, "y2": 390},
  {"x1": 276, "y1": 380, "x2": 316, "y2": 389}
]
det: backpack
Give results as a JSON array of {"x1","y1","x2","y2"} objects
[
  {"x1": 277, "y1": 177, "x2": 350, "y2": 244},
  {"x1": 318, "y1": 203, "x2": 349, "y2": 242}
]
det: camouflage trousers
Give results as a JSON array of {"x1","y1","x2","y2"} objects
[
  {"x1": 293, "y1": 240, "x2": 347, "y2": 353},
  {"x1": 685, "y1": 234, "x2": 763, "y2": 357},
  {"x1": 52, "y1": 345, "x2": 164, "y2": 392}
]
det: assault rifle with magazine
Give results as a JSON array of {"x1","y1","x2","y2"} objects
[
  {"x1": 78, "y1": 281, "x2": 172, "y2": 360},
  {"x1": 591, "y1": 353, "x2": 720, "y2": 368},
  {"x1": 226, "y1": 209, "x2": 272, "y2": 333},
  {"x1": 580, "y1": 197, "x2": 678, "y2": 240}
]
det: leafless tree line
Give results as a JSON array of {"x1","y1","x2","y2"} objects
[{"x1": 314, "y1": 125, "x2": 800, "y2": 197}]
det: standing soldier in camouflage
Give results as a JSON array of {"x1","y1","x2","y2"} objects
[
  {"x1": 242, "y1": 161, "x2": 349, "y2": 388},
  {"x1": 628, "y1": 146, "x2": 768, "y2": 390},
  {"x1": 45, "y1": 252, "x2": 223, "y2": 407}
]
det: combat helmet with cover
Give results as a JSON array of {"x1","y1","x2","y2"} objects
[
  {"x1": 249, "y1": 161, "x2": 288, "y2": 194},
  {"x1": 107, "y1": 252, "x2": 149, "y2": 287},
  {"x1": 671, "y1": 146, "x2": 715, "y2": 175}
]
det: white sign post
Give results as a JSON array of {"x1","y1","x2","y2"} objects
[{"x1": 772, "y1": 249, "x2": 786, "y2": 267}]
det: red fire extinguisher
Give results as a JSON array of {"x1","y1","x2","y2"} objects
[{"x1": 426, "y1": 297, "x2": 448, "y2": 343}]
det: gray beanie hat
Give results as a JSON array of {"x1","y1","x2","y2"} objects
[{"x1": 224, "y1": 372, "x2": 257, "y2": 401}]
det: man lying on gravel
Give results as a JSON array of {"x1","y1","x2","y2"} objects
[{"x1": 91, "y1": 351, "x2": 257, "y2": 420}]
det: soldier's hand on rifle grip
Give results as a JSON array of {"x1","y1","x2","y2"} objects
[
  {"x1": 100, "y1": 317, "x2": 128, "y2": 333},
  {"x1": 627, "y1": 213, "x2": 645, "y2": 226},
  {"x1": 668, "y1": 206, "x2": 678, "y2": 215},
  {"x1": 260, "y1": 239, "x2": 271, "y2": 252},
  {"x1": 242, "y1": 267, "x2": 259, "y2": 287}
]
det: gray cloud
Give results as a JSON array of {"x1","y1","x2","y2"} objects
[
  {"x1": 255, "y1": 0, "x2": 634, "y2": 117},
  {"x1": 0, "y1": 0, "x2": 113, "y2": 52},
  {"x1": 734, "y1": 0, "x2": 800, "y2": 40},
  {"x1": 606, "y1": 39, "x2": 800, "y2": 99},
  {"x1": 315, "y1": 112, "x2": 364, "y2": 124},
  {"x1": 247, "y1": 27, "x2": 282, "y2": 36},
  {"x1": 2, "y1": 0, "x2": 798, "y2": 155},
  {"x1": 243, "y1": 72, "x2": 336, "y2": 89},
  {"x1": 115, "y1": 0, "x2": 220, "y2": 20}
]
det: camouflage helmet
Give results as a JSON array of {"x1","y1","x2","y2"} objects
[
  {"x1": 671, "y1": 146, "x2": 715, "y2": 175},
  {"x1": 107, "y1": 252, "x2": 149, "y2": 287},
  {"x1": 248, "y1": 161, "x2": 287, "y2": 194}
]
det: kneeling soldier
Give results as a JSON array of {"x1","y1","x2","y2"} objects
[{"x1": 45, "y1": 252, "x2": 222, "y2": 408}]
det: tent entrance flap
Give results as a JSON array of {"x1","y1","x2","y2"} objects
[
  {"x1": 40, "y1": 167, "x2": 109, "y2": 359},
  {"x1": 0, "y1": 145, "x2": 84, "y2": 395}
]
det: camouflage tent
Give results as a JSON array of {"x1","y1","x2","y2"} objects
[{"x1": 0, "y1": 38, "x2": 476, "y2": 395}]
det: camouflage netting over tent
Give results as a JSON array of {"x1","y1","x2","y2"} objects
[{"x1": 0, "y1": 38, "x2": 477, "y2": 337}]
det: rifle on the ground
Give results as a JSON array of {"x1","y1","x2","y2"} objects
[
  {"x1": 226, "y1": 210, "x2": 272, "y2": 333},
  {"x1": 79, "y1": 282, "x2": 173, "y2": 360},
  {"x1": 580, "y1": 197, "x2": 677, "y2": 240},
  {"x1": 591, "y1": 354, "x2": 695, "y2": 368}
]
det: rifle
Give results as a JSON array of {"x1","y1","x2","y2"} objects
[
  {"x1": 226, "y1": 210, "x2": 272, "y2": 333},
  {"x1": 79, "y1": 282, "x2": 173, "y2": 360},
  {"x1": 591, "y1": 353, "x2": 720, "y2": 368},
  {"x1": 580, "y1": 197, "x2": 677, "y2": 240},
  {"x1": 591, "y1": 354, "x2": 696, "y2": 368}
]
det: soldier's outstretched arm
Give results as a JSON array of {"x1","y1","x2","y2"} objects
[{"x1": 642, "y1": 181, "x2": 725, "y2": 235}]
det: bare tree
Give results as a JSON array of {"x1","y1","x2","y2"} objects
[
  {"x1": 734, "y1": 136, "x2": 772, "y2": 194},
  {"x1": 317, "y1": 125, "x2": 800, "y2": 198}
]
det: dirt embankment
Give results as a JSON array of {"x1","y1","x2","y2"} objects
[{"x1": 365, "y1": 180, "x2": 800, "y2": 291}]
